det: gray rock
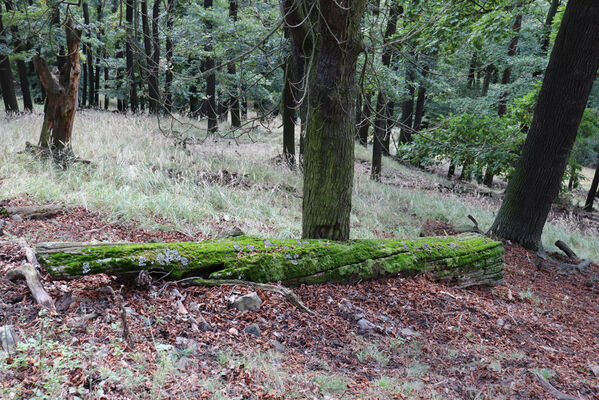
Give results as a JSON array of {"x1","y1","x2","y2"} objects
[
  {"x1": 357, "y1": 318, "x2": 376, "y2": 334},
  {"x1": 0, "y1": 325, "x2": 18, "y2": 352},
  {"x1": 10, "y1": 214, "x2": 23, "y2": 222},
  {"x1": 400, "y1": 328, "x2": 420, "y2": 337},
  {"x1": 271, "y1": 340, "x2": 285, "y2": 353},
  {"x1": 231, "y1": 292, "x2": 262, "y2": 311},
  {"x1": 243, "y1": 324, "x2": 261, "y2": 337},
  {"x1": 176, "y1": 356, "x2": 191, "y2": 371},
  {"x1": 497, "y1": 318, "x2": 505, "y2": 327},
  {"x1": 590, "y1": 364, "x2": 599, "y2": 377},
  {"x1": 175, "y1": 337, "x2": 199, "y2": 354}
]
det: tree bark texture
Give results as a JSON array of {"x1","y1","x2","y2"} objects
[
  {"x1": 34, "y1": 18, "x2": 82, "y2": 153},
  {"x1": 36, "y1": 234, "x2": 504, "y2": 288},
  {"x1": 4, "y1": 0, "x2": 32, "y2": 111},
  {"x1": 300, "y1": 0, "x2": 367, "y2": 241},
  {"x1": 164, "y1": 0, "x2": 174, "y2": 112},
  {"x1": 141, "y1": 0, "x2": 159, "y2": 114},
  {"x1": 490, "y1": 0, "x2": 599, "y2": 250},
  {"x1": 228, "y1": 0, "x2": 241, "y2": 127}
]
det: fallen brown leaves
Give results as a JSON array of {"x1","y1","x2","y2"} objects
[{"x1": 1, "y1": 197, "x2": 598, "y2": 399}]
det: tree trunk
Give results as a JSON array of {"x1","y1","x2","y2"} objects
[
  {"x1": 357, "y1": 92, "x2": 372, "y2": 146},
  {"x1": 4, "y1": 0, "x2": 32, "y2": 112},
  {"x1": 412, "y1": 66, "x2": 427, "y2": 133},
  {"x1": 126, "y1": 0, "x2": 138, "y2": 113},
  {"x1": 282, "y1": 57, "x2": 295, "y2": 167},
  {"x1": 141, "y1": 0, "x2": 159, "y2": 114},
  {"x1": 151, "y1": 0, "x2": 160, "y2": 112},
  {"x1": 36, "y1": 234, "x2": 504, "y2": 288},
  {"x1": 371, "y1": 92, "x2": 385, "y2": 181},
  {"x1": 300, "y1": 0, "x2": 367, "y2": 241},
  {"x1": 164, "y1": 0, "x2": 174, "y2": 112},
  {"x1": 228, "y1": 0, "x2": 241, "y2": 127},
  {"x1": 541, "y1": 0, "x2": 561, "y2": 53},
  {"x1": 583, "y1": 161, "x2": 599, "y2": 212},
  {"x1": 399, "y1": 63, "x2": 415, "y2": 143},
  {"x1": 481, "y1": 64, "x2": 493, "y2": 97},
  {"x1": 497, "y1": 14, "x2": 522, "y2": 117},
  {"x1": 34, "y1": 18, "x2": 82, "y2": 155},
  {"x1": 371, "y1": 4, "x2": 401, "y2": 175},
  {"x1": 83, "y1": 2, "x2": 95, "y2": 108},
  {"x1": 490, "y1": 0, "x2": 599, "y2": 250},
  {"x1": 0, "y1": 6, "x2": 18, "y2": 113},
  {"x1": 204, "y1": 0, "x2": 217, "y2": 133}
]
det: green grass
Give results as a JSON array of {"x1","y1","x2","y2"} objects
[{"x1": 1, "y1": 110, "x2": 597, "y2": 259}]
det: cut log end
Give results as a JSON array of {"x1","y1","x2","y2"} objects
[{"x1": 35, "y1": 234, "x2": 504, "y2": 288}]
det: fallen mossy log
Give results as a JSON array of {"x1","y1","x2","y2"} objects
[{"x1": 35, "y1": 234, "x2": 504, "y2": 287}]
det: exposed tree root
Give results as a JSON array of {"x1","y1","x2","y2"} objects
[{"x1": 555, "y1": 240, "x2": 578, "y2": 259}]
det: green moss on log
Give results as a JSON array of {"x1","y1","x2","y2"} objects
[{"x1": 36, "y1": 234, "x2": 504, "y2": 287}]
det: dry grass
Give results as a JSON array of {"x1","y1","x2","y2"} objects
[{"x1": 0, "y1": 110, "x2": 597, "y2": 259}]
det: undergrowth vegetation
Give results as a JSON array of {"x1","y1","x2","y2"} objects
[{"x1": 0, "y1": 110, "x2": 597, "y2": 259}]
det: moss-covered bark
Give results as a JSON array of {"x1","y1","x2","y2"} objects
[{"x1": 36, "y1": 234, "x2": 504, "y2": 287}]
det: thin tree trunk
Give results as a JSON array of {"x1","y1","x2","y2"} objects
[
  {"x1": 583, "y1": 161, "x2": 599, "y2": 212},
  {"x1": 541, "y1": 0, "x2": 561, "y2": 53},
  {"x1": 228, "y1": 0, "x2": 240, "y2": 127},
  {"x1": 164, "y1": 0, "x2": 174, "y2": 112},
  {"x1": 204, "y1": 0, "x2": 217, "y2": 133},
  {"x1": 282, "y1": 57, "x2": 295, "y2": 168},
  {"x1": 412, "y1": 65, "x2": 428, "y2": 133},
  {"x1": 490, "y1": 0, "x2": 599, "y2": 250},
  {"x1": 4, "y1": 0, "x2": 32, "y2": 111},
  {"x1": 0, "y1": 6, "x2": 19, "y2": 113},
  {"x1": 357, "y1": 92, "x2": 372, "y2": 146},
  {"x1": 399, "y1": 68, "x2": 415, "y2": 143},
  {"x1": 481, "y1": 64, "x2": 493, "y2": 97},
  {"x1": 126, "y1": 0, "x2": 138, "y2": 113},
  {"x1": 497, "y1": 14, "x2": 522, "y2": 117},
  {"x1": 371, "y1": 92, "x2": 385, "y2": 181},
  {"x1": 34, "y1": 18, "x2": 82, "y2": 155},
  {"x1": 371, "y1": 3, "x2": 401, "y2": 176},
  {"x1": 141, "y1": 0, "x2": 158, "y2": 114},
  {"x1": 151, "y1": 0, "x2": 160, "y2": 111}
]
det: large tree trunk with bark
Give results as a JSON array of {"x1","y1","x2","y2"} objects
[
  {"x1": 300, "y1": 0, "x2": 366, "y2": 241},
  {"x1": 36, "y1": 234, "x2": 504, "y2": 288},
  {"x1": 34, "y1": 18, "x2": 82, "y2": 155},
  {"x1": 141, "y1": 0, "x2": 159, "y2": 114},
  {"x1": 490, "y1": 0, "x2": 599, "y2": 250}
]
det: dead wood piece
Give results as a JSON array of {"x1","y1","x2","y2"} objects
[
  {"x1": 181, "y1": 278, "x2": 315, "y2": 315},
  {"x1": 555, "y1": 240, "x2": 578, "y2": 259},
  {"x1": 6, "y1": 263, "x2": 56, "y2": 311},
  {"x1": 467, "y1": 214, "x2": 484, "y2": 235},
  {"x1": 106, "y1": 286, "x2": 135, "y2": 349},
  {"x1": 0, "y1": 204, "x2": 64, "y2": 220},
  {"x1": 533, "y1": 372, "x2": 581, "y2": 400}
]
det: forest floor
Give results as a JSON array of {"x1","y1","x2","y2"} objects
[{"x1": 1, "y1": 111, "x2": 599, "y2": 399}]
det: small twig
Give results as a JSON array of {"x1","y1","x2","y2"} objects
[
  {"x1": 533, "y1": 372, "x2": 581, "y2": 400},
  {"x1": 178, "y1": 277, "x2": 315, "y2": 315},
  {"x1": 106, "y1": 286, "x2": 135, "y2": 349}
]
